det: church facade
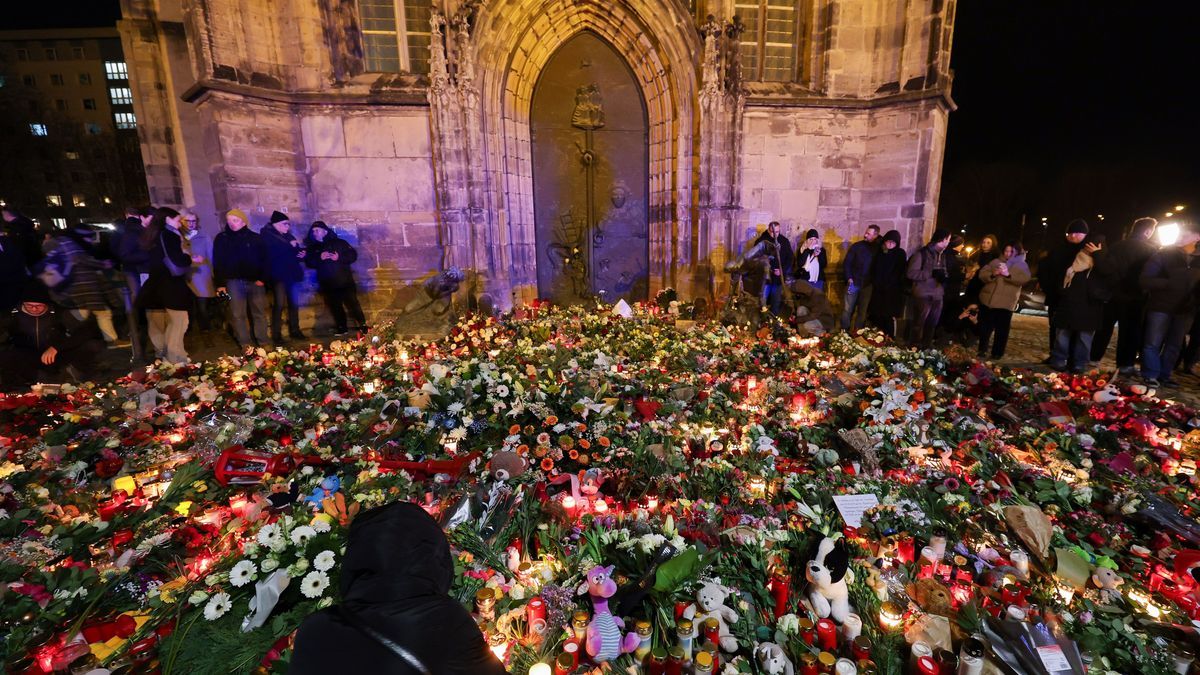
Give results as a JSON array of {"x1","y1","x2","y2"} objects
[{"x1": 118, "y1": 0, "x2": 955, "y2": 323}]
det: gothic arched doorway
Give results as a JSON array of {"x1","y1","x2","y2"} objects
[{"x1": 531, "y1": 32, "x2": 649, "y2": 305}]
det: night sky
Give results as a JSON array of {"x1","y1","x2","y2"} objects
[{"x1": 10, "y1": 1, "x2": 1197, "y2": 252}]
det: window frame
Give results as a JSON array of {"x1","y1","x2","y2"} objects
[
  {"x1": 16, "y1": 48, "x2": 29, "y2": 61},
  {"x1": 114, "y1": 112, "x2": 137, "y2": 130},
  {"x1": 109, "y1": 87, "x2": 133, "y2": 105},
  {"x1": 47, "y1": 195, "x2": 63, "y2": 207},
  {"x1": 104, "y1": 61, "x2": 128, "y2": 80},
  {"x1": 733, "y1": 0, "x2": 805, "y2": 83},
  {"x1": 359, "y1": 0, "x2": 431, "y2": 75},
  {"x1": 23, "y1": 74, "x2": 36, "y2": 87},
  {"x1": 82, "y1": 98, "x2": 97, "y2": 110},
  {"x1": 30, "y1": 123, "x2": 49, "y2": 136},
  {"x1": 50, "y1": 73, "x2": 65, "y2": 86},
  {"x1": 72, "y1": 47, "x2": 86, "y2": 59},
  {"x1": 79, "y1": 73, "x2": 92, "y2": 85}
]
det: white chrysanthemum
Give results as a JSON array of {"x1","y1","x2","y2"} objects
[
  {"x1": 312, "y1": 518, "x2": 332, "y2": 533},
  {"x1": 257, "y1": 523, "x2": 283, "y2": 549},
  {"x1": 204, "y1": 592, "x2": 232, "y2": 620},
  {"x1": 290, "y1": 526, "x2": 317, "y2": 546},
  {"x1": 313, "y1": 550, "x2": 336, "y2": 572},
  {"x1": 300, "y1": 570, "x2": 330, "y2": 598},
  {"x1": 230, "y1": 560, "x2": 258, "y2": 587}
]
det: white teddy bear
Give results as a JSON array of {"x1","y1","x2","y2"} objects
[
  {"x1": 805, "y1": 536, "x2": 855, "y2": 624},
  {"x1": 754, "y1": 642, "x2": 795, "y2": 675},
  {"x1": 682, "y1": 579, "x2": 741, "y2": 652}
]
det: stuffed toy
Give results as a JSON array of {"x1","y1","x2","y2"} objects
[
  {"x1": 1093, "y1": 383, "x2": 1122, "y2": 403},
  {"x1": 754, "y1": 642, "x2": 795, "y2": 675},
  {"x1": 577, "y1": 565, "x2": 640, "y2": 662},
  {"x1": 302, "y1": 476, "x2": 340, "y2": 509},
  {"x1": 1090, "y1": 566, "x2": 1124, "y2": 604},
  {"x1": 683, "y1": 579, "x2": 740, "y2": 651},
  {"x1": 487, "y1": 451, "x2": 527, "y2": 481},
  {"x1": 805, "y1": 536, "x2": 854, "y2": 623}
]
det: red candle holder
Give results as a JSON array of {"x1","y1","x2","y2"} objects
[
  {"x1": 816, "y1": 618, "x2": 838, "y2": 651},
  {"x1": 771, "y1": 573, "x2": 791, "y2": 619}
]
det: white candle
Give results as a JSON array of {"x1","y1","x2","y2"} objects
[
  {"x1": 528, "y1": 664, "x2": 551, "y2": 675},
  {"x1": 1010, "y1": 549, "x2": 1029, "y2": 576},
  {"x1": 842, "y1": 613, "x2": 863, "y2": 641}
]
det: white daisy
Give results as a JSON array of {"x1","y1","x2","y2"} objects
[
  {"x1": 311, "y1": 518, "x2": 332, "y2": 533},
  {"x1": 495, "y1": 384, "x2": 510, "y2": 398},
  {"x1": 290, "y1": 526, "x2": 317, "y2": 546},
  {"x1": 300, "y1": 570, "x2": 330, "y2": 598},
  {"x1": 204, "y1": 592, "x2": 232, "y2": 620},
  {"x1": 313, "y1": 550, "x2": 336, "y2": 572},
  {"x1": 256, "y1": 523, "x2": 284, "y2": 550},
  {"x1": 229, "y1": 560, "x2": 258, "y2": 587}
]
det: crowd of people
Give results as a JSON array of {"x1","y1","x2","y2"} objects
[
  {"x1": 0, "y1": 205, "x2": 367, "y2": 390},
  {"x1": 757, "y1": 215, "x2": 1200, "y2": 388}
]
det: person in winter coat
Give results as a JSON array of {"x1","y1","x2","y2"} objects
[
  {"x1": 841, "y1": 224, "x2": 880, "y2": 330},
  {"x1": 1039, "y1": 219, "x2": 1095, "y2": 359},
  {"x1": 1, "y1": 205, "x2": 43, "y2": 270},
  {"x1": 179, "y1": 209, "x2": 219, "y2": 341},
  {"x1": 906, "y1": 228, "x2": 952, "y2": 346},
  {"x1": 261, "y1": 210, "x2": 307, "y2": 345},
  {"x1": 0, "y1": 228, "x2": 29, "y2": 313},
  {"x1": 794, "y1": 228, "x2": 827, "y2": 290},
  {"x1": 976, "y1": 242, "x2": 1032, "y2": 360},
  {"x1": 939, "y1": 235, "x2": 970, "y2": 343},
  {"x1": 753, "y1": 221, "x2": 793, "y2": 315},
  {"x1": 291, "y1": 502, "x2": 508, "y2": 675},
  {"x1": 39, "y1": 225, "x2": 119, "y2": 345},
  {"x1": 1048, "y1": 234, "x2": 1109, "y2": 373},
  {"x1": 1091, "y1": 217, "x2": 1157, "y2": 373},
  {"x1": 1139, "y1": 223, "x2": 1200, "y2": 387},
  {"x1": 305, "y1": 221, "x2": 366, "y2": 335},
  {"x1": 136, "y1": 207, "x2": 198, "y2": 364},
  {"x1": 213, "y1": 209, "x2": 269, "y2": 349},
  {"x1": 0, "y1": 284, "x2": 103, "y2": 391},
  {"x1": 867, "y1": 230, "x2": 907, "y2": 337}
]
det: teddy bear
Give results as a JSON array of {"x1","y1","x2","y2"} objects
[
  {"x1": 754, "y1": 642, "x2": 795, "y2": 675},
  {"x1": 906, "y1": 577, "x2": 965, "y2": 641},
  {"x1": 805, "y1": 536, "x2": 854, "y2": 624},
  {"x1": 487, "y1": 451, "x2": 527, "y2": 482},
  {"x1": 682, "y1": 579, "x2": 740, "y2": 652},
  {"x1": 1090, "y1": 566, "x2": 1124, "y2": 605}
]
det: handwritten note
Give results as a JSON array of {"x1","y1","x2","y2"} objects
[{"x1": 832, "y1": 493, "x2": 880, "y2": 529}]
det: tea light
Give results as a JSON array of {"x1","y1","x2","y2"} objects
[
  {"x1": 879, "y1": 601, "x2": 904, "y2": 630},
  {"x1": 528, "y1": 664, "x2": 551, "y2": 675}
]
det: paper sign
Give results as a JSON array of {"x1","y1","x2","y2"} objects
[
  {"x1": 1036, "y1": 645, "x2": 1071, "y2": 671},
  {"x1": 139, "y1": 388, "x2": 158, "y2": 414},
  {"x1": 832, "y1": 493, "x2": 880, "y2": 529}
]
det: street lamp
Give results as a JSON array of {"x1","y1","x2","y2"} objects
[{"x1": 1175, "y1": 205, "x2": 1186, "y2": 211}]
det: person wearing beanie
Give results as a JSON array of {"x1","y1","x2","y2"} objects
[
  {"x1": 1139, "y1": 221, "x2": 1200, "y2": 387},
  {"x1": 261, "y1": 210, "x2": 307, "y2": 346},
  {"x1": 867, "y1": 229, "x2": 907, "y2": 337},
  {"x1": 841, "y1": 223, "x2": 880, "y2": 331},
  {"x1": 1038, "y1": 218, "x2": 1098, "y2": 364},
  {"x1": 752, "y1": 221, "x2": 793, "y2": 315},
  {"x1": 1092, "y1": 217, "x2": 1158, "y2": 374},
  {"x1": 1048, "y1": 233, "x2": 1110, "y2": 374},
  {"x1": 906, "y1": 228, "x2": 952, "y2": 346},
  {"x1": 0, "y1": 283, "x2": 104, "y2": 391},
  {"x1": 795, "y1": 228, "x2": 827, "y2": 290},
  {"x1": 213, "y1": 209, "x2": 269, "y2": 350},
  {"x1": 305, "y1": 221, "x2": 367, "y2": 336}
]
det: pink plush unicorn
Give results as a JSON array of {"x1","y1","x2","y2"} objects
[{"x1": 578, "y1": 565, "x2": 640, "y2": 662}]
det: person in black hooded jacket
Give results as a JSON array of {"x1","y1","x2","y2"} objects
[
  {"x1": 867, "y1": 230, "x2": 907, "y2": 337},
  {"x1": 291, "y1": 502, "x2": 508, "y2": 675},
  {"x1": 261, "y1": 210, "x2": 307, "y2": 345},
  {"x1": 304, "y1": 221, "x2": 366, "y2": 335}
]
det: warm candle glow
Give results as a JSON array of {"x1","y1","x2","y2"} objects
[
  {"x1": 528, "y1": 663, "x2": 551, "y2": 675},
  {"x1": 879, "y1": 601, "x2": 904, "y2": 630}
]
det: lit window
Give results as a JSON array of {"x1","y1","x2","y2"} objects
[
  {"x1": 734, "y1": 0, "x2": 800, "y2": 82},
  {"x1": 16, "y1": 48, "x2": 29, "y2": 61},
  {"x1": 109, "y1": 87, "x2": 133, "y2": 105},
  {"x1": 45, "y1": 48, "x2": 57, "y2": 61},
  {"x1": 50, "y1": 73, "x2": 65, "y2": 86},
  {"x1": 47, "y1": 195, "x2": 63, "y2": 206},
  {"x1": 104, "y1": 61, "x2": 128, "y2": 79},
  {"x1": 84, "y1": 122, "x2": 102, "y2": 135},
  {"x1": 52, "y1": 218, "x2": 67, "y2": 229},
  {"x1": 72, "y1": 47, "x2": 85, "y2": 59},
  {"x1": 114, "y1": 112, "x2": 137, "y2": 130},
  {"x1": 30, "y1": 123, "x2": 48, "y2": 136},
  {"x1": 83, "y1": 98, "x2": 97, "y2": 110},
  {"x1": 79, "y1": 73, "x2": 92, "y2": 85},
  {"x1": 65, "y1": 151, "x2": 80, "y2": 160},
  {"x1": 72, "y1": 195, "x2": 87, "y2": 208},
  {"x1": 358, "y1": 0, "x2": 432, "y2": 74}
]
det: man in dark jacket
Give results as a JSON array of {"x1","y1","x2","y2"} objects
[
  {"x1": 0, "y1": 285, "x2": 103, "y2": 391},
  {"x1": 0, "y1": 228, "x2": 28, "y2": 312},
  {"x1": 753, "y1": 221, "x2": 793, "y2": 316},
  {"x1": 291, "y1": 502, "x2": 507, "y2": 675},
  {"x1": 1139, "y1": 223, "x2": 1200, "y2": 387},
  {"x1": 868, "y1": 230, "x2": 907, "y2": 337},
  {"x1": 212, "y1": 208, "x2": 269, "y2": 349},
  {"x1": 1, "y1": 205, "x2": 43, "y2": 270},
  {"x1": 841, "y1": 224, "x2": 879, "y2": 330},
  {"x1": 906, "y1": 228, "x2": 951, "y2": 347},
  {"x1": 1091, "y1": 217, "x2": 1157, "y2": 373},
  {"x1": 1039, "y1": 219, "x2": 1094, "y2": 360},
  {"x1": 305, "y1": 221, "x2": 366, "y2": 335},
  {"x1": 939, "y1": 235, "x2": 970, "y2": 343},
  {"x1": 260, "y1": 210, "x2": 307, "y2": 346},
  {"x1": 1049, "y1": 234, "x2": 1109, "y2": 373}
]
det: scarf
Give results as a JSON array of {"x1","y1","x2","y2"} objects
[{"x1": 1063, "y1": 251, "x2": 1093, "y2": 288}]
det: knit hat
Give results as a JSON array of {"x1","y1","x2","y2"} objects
[
  {"x1": 310, "y1": 220, "x2": 329, "y2": 232},
  {"x1": 931, "y1": 228, "x2": 951, "y2": 244},
  {"x1": 804, "y1": 228, "x2": 819, "y2": 240},
  {"x1": 1067, "y1": 218, "x2": 1089, "y2": 235},
  {"x1": 883, "y1": 230, "x2": 902, "y2": 246},
  {"x1": 950, "y1": 235, "x2": 965, "y2": 249},
  {"x1": 225, "y1": 209, "x2": 250, "y2": 227},
  {"x1": 269, "y1": 210, "x2": 289, "y2": 225}
]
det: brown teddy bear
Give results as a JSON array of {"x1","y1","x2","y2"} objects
[
  {"x1": 906, "y1": 578, "x2": 964, "y2": 641},
  {"x1": 487, "y1": 451, "x2": 527, "y2": 481}
]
